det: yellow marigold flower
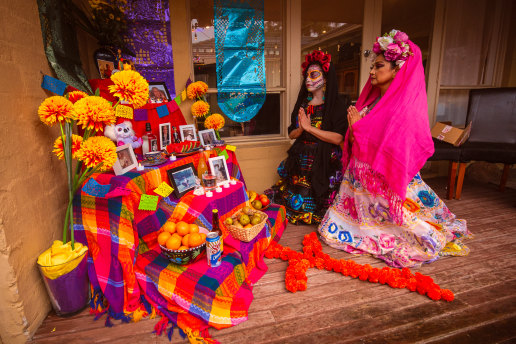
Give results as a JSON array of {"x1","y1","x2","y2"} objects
[
  {"x1": 38, "y1": 96, "x2": 75, "y2": 126},
  {"x1": 67, "y1": 91, "x2": 89, "y2": 104},
  {"x1": 191, "y1": 100, "x2": 210, "y2": 118},
  {"x1": 74, "y1": 96, "x2": 116, "y2": 132},
  {"x1": 108, "y1": 70, "x2": 149, "y2": 108},
  {"x1": 187, "y1": 81, "x2": 208, "y2": 99},
  {"x1": 52, "y1": 135, "x2": 83, "y2": 160},
  {"x1": 76, "y1": 136, "x2": 117, "y2": 170},
  {"x1": 204, "y1": 113, "x2": 225, "y2": 130}
]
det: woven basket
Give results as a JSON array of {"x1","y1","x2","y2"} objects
[{"x1": 225, "y1": 208, "x2": 268, "y2": 242}]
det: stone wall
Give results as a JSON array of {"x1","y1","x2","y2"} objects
[{"x1": 0, "y1": 1, "x2": 70, "y2": 342}]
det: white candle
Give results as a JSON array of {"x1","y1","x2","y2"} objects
[
  {"x1": 230, "y1": 179, "x2": 237, "y2": 185},
  {"x1": 216, "y1": 186, "x2": 223, "y2": 193},
  {"x1": 206, "y1": 191, "x2": 213, "y2": 197},
  {"x1": 136, "y1": 163, "x2": 144, "y2": 171},
  {"x1": 169, "y1": 155, "x2": 176, "y2": 161},
  {"x1": 223, "y1": 182, "x2": 230, "y2": 188}
]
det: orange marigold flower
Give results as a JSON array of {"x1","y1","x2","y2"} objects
[
  {"x1": 441, "y1": 289, "x2": 455, "y2": 302},
  {"x1": 108, "y1": 70, "x2": 149, "y2": 108},
  {"x1": 76, "y1": 136, "x2": 117, "y2": 170},
  {"x1": 191, "y1": 100, "x2": 210, "y2": 118},
  {"x1": 38, "y1": 96, "x2": 75, "y2": 126},
  {"x1": 52, "y1": 135, "x2": 83, "y2": 160},
  {"x1": 186, "y1": 81, "x2": 208, "y2": 99},
  {"x1": 204, "y1": 113, "x2": 225, "y2": 130},
  {"x1": 74, "y1": 96, "x2": 116, "y2": 132},
  {"x1": 67, "y1": 91, "x2": 89, "y2": 104}
]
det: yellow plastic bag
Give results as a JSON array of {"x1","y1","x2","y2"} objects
[{"x1": 37, "y1": 241, "x2": 88, "y2": 279}]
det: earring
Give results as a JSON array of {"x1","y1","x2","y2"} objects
[{"x1": 307, "y1": 92, "x2": 313, "y2": 102}]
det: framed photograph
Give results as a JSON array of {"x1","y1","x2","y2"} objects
[
  {"x1": 179, "y1": 124, "x2": 197, "y2": 142},
  {"x1": 208, "y1": 156, "x2": 230, "y2": 186},
  {"x1": 166, "y1": 163, "x2": 197, "y2": 198},
  {"x1": 94, "y1": 48, "x2": 117, "y2": 79},
  {"x1": 159, "y1": 122, "x2": 172, "y2": 150},
  {"x1": 148, "y1": 82, "x2": 171, "y2": 104},
  {"x1": 113, "y1": 143, "x2": 138, "y2": 175},
  {"x1": 198, "y1": 129, "x2": 216, "y2": 147}
]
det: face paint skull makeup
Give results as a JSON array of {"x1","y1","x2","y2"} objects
[{"x1": 306, "y1": 64, "x2": 325, "y2": 92}]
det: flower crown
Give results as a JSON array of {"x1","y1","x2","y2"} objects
[
  {"x1": 302, "y1": 50, "x2": 331, "y2": 76},
  {"x1": 372, "y1": 29, "x2": 412, "y2": 67}
]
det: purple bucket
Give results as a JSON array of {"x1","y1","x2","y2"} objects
[{"x1": 38, "y1": 251, "x2": 90, "y2": 316}]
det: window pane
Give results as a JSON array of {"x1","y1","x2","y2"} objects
[
  {"x1": 382, "y1": 0, "x2": 434, "y2": 75},
  {"x1": 301, "y1": 0, "x2": 364, "y2": 101},
  {"x1": 191, "y1": 0, "x2": 284, "y2": 88},
  {"x1": 199, "y1": 93, "x2": 281, "y2": 137}
]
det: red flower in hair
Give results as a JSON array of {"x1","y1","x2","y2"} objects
[{"x1": 302, "y1": 50, "x2": 332, "y2": 76}]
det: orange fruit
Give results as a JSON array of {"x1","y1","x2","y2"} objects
[
  {"x1": 199, "y1": 233, "x2": 207, "y2": 242},
  {"x1": 176, "y1": 221, "x2": 190, "y2": 236},
  {"x1": 188, "y1": 233, "x2": 204, "y2": 247},
  {"x1": 182, "y1": 234, "x2": 191, "y2": 247},
  {"x1": 163, "y1": 222, "x2": 176, "y2": 234},
  {"x1": 189, "y1": 224, "x2": 199, "y2": 234},
  {"x1": 165, "y1": 236, "x2": 181, "y2": 250},
  {"x1": 244, "y1": 224, "x2": 252, "y2": 229},
  {"x1": 171, "y1": 233, "x2": 182, "y2": 240},
  {"x1": 158, "y1": 232, "x2": 171, "y2": 246},
  {"x1": 178, "y1": 246, "x2": 189, "y2": 250}
]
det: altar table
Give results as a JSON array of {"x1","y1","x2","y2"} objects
[{"x1": 72, "y1": 146, "x2": 286, "y2": 336}]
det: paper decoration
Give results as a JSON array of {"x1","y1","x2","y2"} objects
[
  {"x1": 153, "y1": 182, "x2": 174, "y2": 197},
  {"x1": 41, "y1": 75, "x2": 67, "y2": 96},
  {"x1": 174, "y1": 95, "x2": 182, "y2": 106},
  {"x1": 218, "y1": 149, "x2": 229, "y2": 160},
  {"x1": 156, "y1": 105, "x2": 169, "y2": 118},
  {"x1": 105, "y1": 187, "x2": 132, "y2": 198},
  {"x1": 167, "y1": 100, "x2": 179, "y2": 113},
  {"x1": 226, "y1": 145, "x2": 236, "y2": 152},
  {"x1": 116, "y1": 105, "x2": 134, "y2": 119},
  {"x1": 138, "y1": 194, "x2": 159, "y2": 211},
  {"x1": 181, "y1": 89, "x2": 186, "y2": 101},
  {"x1": 134, "y1": 109, "x2": 148, "y2": 121},
  {"x1": 82, "y1": 178, "x2": 110, "y2": 197}
]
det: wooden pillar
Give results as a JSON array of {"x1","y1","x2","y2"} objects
[
  {"x1": 455, "y1": 162, "x2": 467, "y2": 200},
  {"x1": 500, "y1": 164, "x2": 511, "y2": 192},
  {"x1": 447, "y1": 161, "x2": 457, "y2": 200}
]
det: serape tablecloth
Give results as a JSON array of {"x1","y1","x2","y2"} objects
[{"x1": 73, "y1": 146, "x2": 286, "y2": 338}]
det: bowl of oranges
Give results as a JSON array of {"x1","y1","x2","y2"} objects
[{"x1": 157, "y1": 220, "x2": 208, "y2": 265}]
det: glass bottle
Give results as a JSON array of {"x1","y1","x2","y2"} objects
[
  {"x1": 211, "y1": 209, "x2": 223, "y2": 253},
  {"x1": 197, "y1": 150, "x2": 209, "y2": 180},
  {"x1": 142, "y1": 123, "x2": 158, "y2": 154}
]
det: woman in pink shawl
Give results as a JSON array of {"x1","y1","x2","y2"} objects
[{"x1": 318, "y1": 30, "x2": 471, "y2": 268}]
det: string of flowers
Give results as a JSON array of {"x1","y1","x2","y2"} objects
[
  {"x1": 38, "y1": 67, "x2": 149, "y2": 250},
  {"x1": 187, "y1": 81, "x2": 226, "y2": 139},
  {"x1": 265, "y1": 232, "x2": 455, "y2": 302}
]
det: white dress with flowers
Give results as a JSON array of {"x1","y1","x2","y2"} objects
[{"x1": 318, "y1": 158, "x2": 472, "y2": 268}]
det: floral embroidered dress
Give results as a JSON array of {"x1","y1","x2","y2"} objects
[
  {"x1": 318, "y1": 159, "x2": 472, "y2": 268},
  {"x1": 269, "y1": 102, "x2": 343, "y2": 225}
]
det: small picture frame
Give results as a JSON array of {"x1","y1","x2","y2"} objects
[
  {"x1": 148, "y1": 82, "x2": 171, "y2": 104},
  {"x1": 166, "y1": 163, "x2": 198, "y2": 198},
  {"x1": 113, "y1": 143, "x2": 138, "y2": 175},
  {"x1": 198, "y1": 129, "x2": 216, "y2": 147},
  {"x1": 159, "y1": 122, "x2": 172, "y2": 150},
  {"x1": 97, "y1": 59, "x2": 116, "y2": 79},
  {"x1": 208, "y1": 156, "x2": 230, "y2": 185},
  {"x1": 179, "y1": 124, "x2": 197, "y2": 142}
]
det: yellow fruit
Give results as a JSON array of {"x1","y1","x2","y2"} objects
[
  {"x1": 244, "y1": 224, "x2": 252, "y2": 229},
  {"x1": 182, "y1": 234, "x2": 191, "y2": 247},
  {"x1": 176, "y1": 221, "x2": 190, "y2": 236},
  {"x1": 242, "y1": 206, "x2": 253, "y2": 215},
  {"x1": 189, "y1": 224, "x2": 199, "y2": 234},
  {"x1": 172, "y1": 233, "x2": 182, "y2": 240},
  {"x1": 189, "y1": 233, "x2": 204, "y2": 247},
  {"x1": 163, "y1": 222, "x2": 176, "y2": 234},
  {"x1": 158, "y1": 232, "x2": 171, "y2": 246},
  {"x1": 178, "y1": 246, "x2": 189, "y2": 250},
  {"x1": 165, "y1": 236, "x2": 181, "y2": 250}
]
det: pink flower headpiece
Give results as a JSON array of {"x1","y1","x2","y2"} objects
[
  {"x1": 372, "y1": 29, "x2": 412, "y2": 67},
  {"x1": 302, "y1": 50, "x2": 331, "y2": 76}
]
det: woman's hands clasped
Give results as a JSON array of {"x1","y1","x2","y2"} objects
[
  {"x1": 298, "y1": 107, "x2": 311, "y2": 132},
  {"x1": 347, "y1": 105, "x2": 362, "y2": 127}
]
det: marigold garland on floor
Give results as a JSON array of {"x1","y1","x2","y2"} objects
[{"x1": 265, "y1": 232, "x2": 454, "y2": 302}]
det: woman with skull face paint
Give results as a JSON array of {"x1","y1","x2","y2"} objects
[
  {"x1": 265, "y1": 50, "x2": 348, "y2": 225},
  {"x1": 318, "y1": 30, "x2": 470, "y2": 268}
]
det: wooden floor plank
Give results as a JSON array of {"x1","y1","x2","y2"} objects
[{"x1": 31, "y1": 179, "x2": 516, "y2": 343}]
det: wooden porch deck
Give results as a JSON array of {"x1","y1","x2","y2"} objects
[{"x1": 32, "y1": 178, "x2": 516, "y2": 343}]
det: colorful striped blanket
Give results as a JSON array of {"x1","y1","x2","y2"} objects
[{"x1": 73, "y1": 148, "x2": 286, "y2": 339}]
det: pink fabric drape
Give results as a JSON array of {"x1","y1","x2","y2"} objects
[{"x1": 341, "y1": 41, "x2": 434, "y2": 222}]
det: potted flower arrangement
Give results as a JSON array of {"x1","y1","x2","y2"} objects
[{"x1": 37, "y1": 66, "x2": 148, "y2": 316}]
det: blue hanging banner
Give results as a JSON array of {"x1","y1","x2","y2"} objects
[{"x1": 214, "y1": 0, "x2": 266, "y2": 123}]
